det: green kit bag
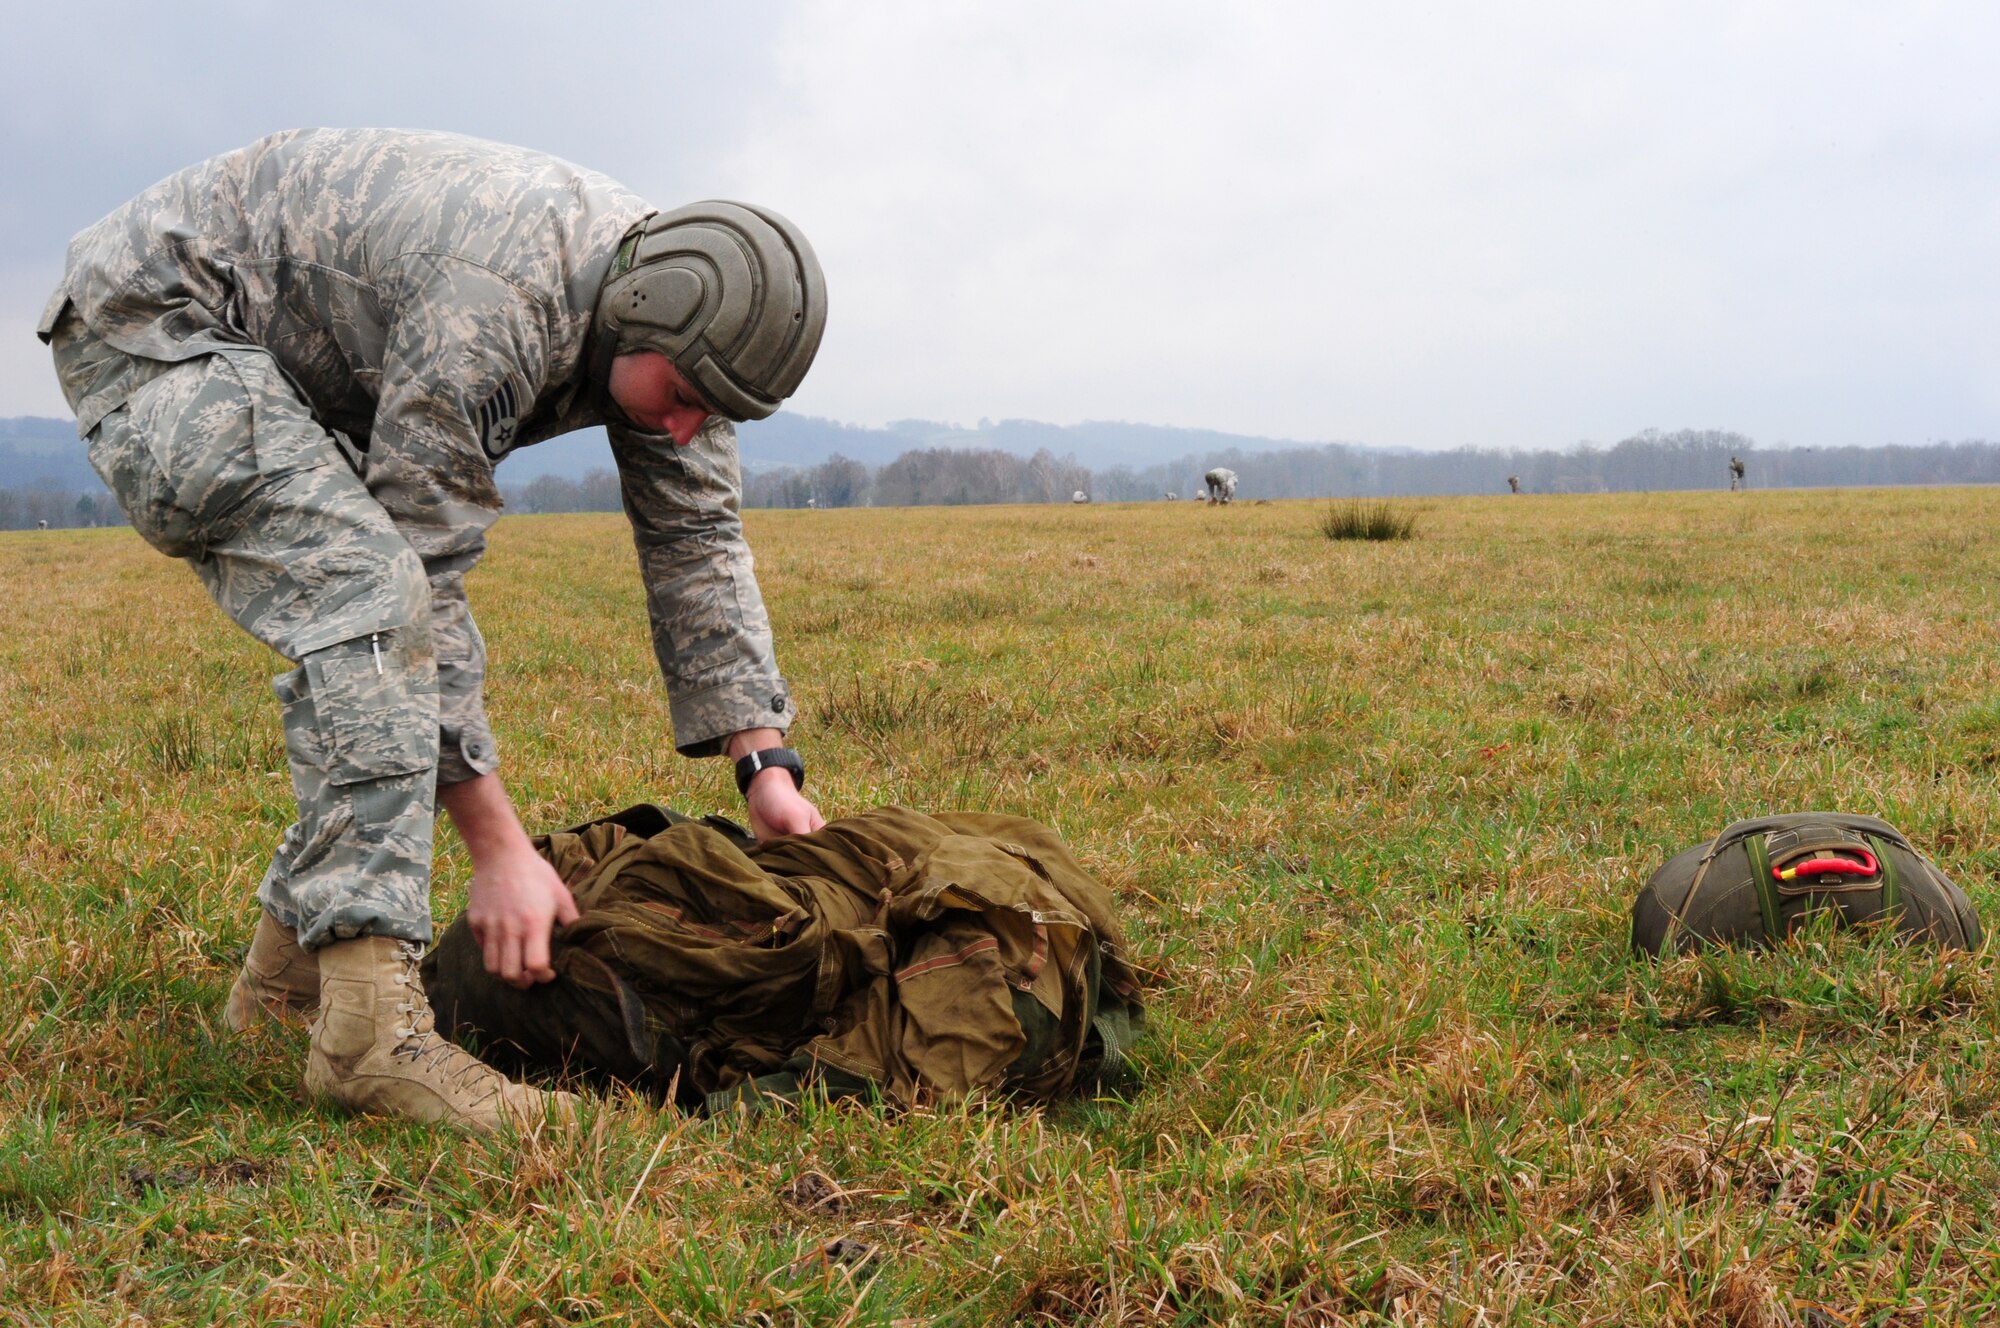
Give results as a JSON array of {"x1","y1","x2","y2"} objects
[{"x1": 1632, "y1": 811, "x2": 1982, "y2": 957}]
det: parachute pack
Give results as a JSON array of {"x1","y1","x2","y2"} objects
[
  {"x1": 422, "y1": 804, "x2": 1144, "y2": 1113},
  {"x1": 1631, "y1": 811, "x2": 1982, "y2": 957}
]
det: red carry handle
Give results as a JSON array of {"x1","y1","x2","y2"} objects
[{"x1": 1773, "y1": 848, "x2": 1878, "y2": 882}]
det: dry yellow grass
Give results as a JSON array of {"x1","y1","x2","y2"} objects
[{"x1": 4, "y1": 489, "x2": 2000, "y2": 1323}]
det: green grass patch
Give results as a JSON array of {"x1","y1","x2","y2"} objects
[
  {"x1": 1317, "y1": 497, "x2": 1420, "y2": 541},
  {"x1": 7, "y1": 493, "x2": 2000, "y2": 1321}
]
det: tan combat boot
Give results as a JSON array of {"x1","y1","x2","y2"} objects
[
  {"x1": 305, "y1": 935, "x2": 578, "y2": 1134},
  {"x1": 224, "y1": 911, "x2": 320, "y2": 1031}
]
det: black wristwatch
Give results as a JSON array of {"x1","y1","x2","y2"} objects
[{"x1": 734, "y1": 746, "x2": 805, "y2": 798}]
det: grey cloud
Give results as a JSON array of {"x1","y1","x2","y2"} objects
[{"x1": 8, "y1": 0, "x2": 2000, "y2": 448}]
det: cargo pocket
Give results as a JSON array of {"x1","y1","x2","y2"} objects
[
  {"x1": 87, "y1": 403, "x2": 197, "y2": 558},
  {"x1": 268, "y1": 665, "x2": 356, "y2": 877},
  {"x1": 272, "y1": 664, "x2": 330, "y2": 777},
  {"x1": 303, "y1": 635, "x2": 440, "y2": 785},
  {"x1": 96, "y1": 356, "x2": 275, "y2": 557},
  {"x1": 662, "y1": 552, "x2": 753, "y2": 679}
]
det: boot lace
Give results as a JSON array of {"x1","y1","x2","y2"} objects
[{"x1": 386, "y1": 941, "x2": 506, "y2": 1101}]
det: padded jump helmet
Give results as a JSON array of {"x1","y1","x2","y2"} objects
[{"x1": 592, "y1": 201, "x2": 826, "y2": 422}]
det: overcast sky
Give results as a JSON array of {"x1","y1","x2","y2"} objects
[{"x1": 4, "y1": 1, "x2": 1997, "y2": 450}]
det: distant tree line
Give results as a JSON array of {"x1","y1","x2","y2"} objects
[
  {"x1": 485, "y1": 430, "x2": 2000, "y2": 513},
  {"x1": 507, "y1": 470, "x2": 625, "y2": 515},
  {"x1": 748, "y1": 448, "x2": 1094, "y2": 508},
  {"x1": 20, "y1": 427, "x2": 1994, "y2": 529},
  {"x1": 0, "y1": 481, "x2": 123, "y2": 531},
  {"x1": 722, "y1": 429, "x2": 2000, "y2": 509}
]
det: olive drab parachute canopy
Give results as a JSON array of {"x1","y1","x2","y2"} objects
[
  {"x1": 1632, "y1": 812, "x2": 1982, "y2": 957},
  {"x1": 591, "y1": 201, "x2": 827, "y2": 421},
  {"x1": 422, "y1": 804, "x2": 1145, "y2": 1114}
]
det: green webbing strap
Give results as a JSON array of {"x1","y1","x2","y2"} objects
[
  {"x1": 1743, "y1": 833, "x2": 1783, "y2": 944},
  {"x1": 1866, "y1": 833, "x2": 1901, "y2": 922},
  {"x1": 611, "y1": 230, "x2": 641, "y2": 281},
  {"x1": 703, "y1": 1062, "x2": 878, "y2": 1117},
  {"x1": 1089, "y1": 1010, "x2": 1133, "y2": 1093},
  {"x1": 705, "y1": 1072, "x2": 802, "y2": 1117}
]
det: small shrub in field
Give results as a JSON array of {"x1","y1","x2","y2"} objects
[{"x1": 1317, "y1": 498, "x2": 1417, "y2": 541}]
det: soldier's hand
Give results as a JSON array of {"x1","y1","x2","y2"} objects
[
  {"x1": 465, "y1": 846, "x2": 581, "y2": 988},
  {"x1": 745, "y1": 768, "x2": 826, "y2": 840}
]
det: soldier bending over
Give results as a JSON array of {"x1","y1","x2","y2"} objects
[{"x1": 42, "y1": 129, "x2": 828, "y2": 1131}]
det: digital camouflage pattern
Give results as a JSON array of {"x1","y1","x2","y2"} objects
[
  {"x1": 42, "y1": 129, "x2": 802, "y2": 947},
  {"x1": 263, "y1": 636, "x2": 441, "y2": 946},
  {"x1": 44, "y1": 127, "x2": 793, "y2": 762},
  {"x1": 51, "y1": 322, "x2": 444, "y2": 943}
]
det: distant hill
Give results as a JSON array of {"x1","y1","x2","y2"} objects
[
  {"x1": 0, "y1": 416, "x2": 76, "y2": 453},
  {"x1": 730, "y1": 413, "x2": 1369, "y2": 472},
  {"x1": 0, "y1": 416, "x2": 99, "y2": 491},
  {"x1": 11, "y1": 411, "x2": 2000, "y2": 520},
  {"x1": 497, "y1": 413, "x2": 1367, "y2": 477},
  {"x1": 5, "y1": 411, "x2": 1371, "y2": 486}
]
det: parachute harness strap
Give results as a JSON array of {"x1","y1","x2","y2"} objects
[
  {"x1": 1743, "y1": 833, "x2": 1784, "y2": 946},
  {"x1": 1668, "y1": 836, "x2": 1731, "y2": 954},
  {"x1": 1866, "y1": 833, "x2": 1902, "y2": 923}
]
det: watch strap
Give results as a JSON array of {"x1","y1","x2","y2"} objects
[{"x1": 734, "y1": 746, "x2": 805, "y2": 797}]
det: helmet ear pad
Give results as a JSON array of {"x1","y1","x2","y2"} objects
[
  {"x1": 593, "y1": 201, "x2": 827, "y2": 422},
  {"x1": 618, "y1": 266, "x2": 705, "y2": 335}
]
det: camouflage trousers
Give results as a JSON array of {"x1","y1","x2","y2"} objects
[{"x1": 53, "y1": 321, "x2": 449, "y2": 949}]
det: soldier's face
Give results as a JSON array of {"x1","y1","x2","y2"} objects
[{"x1": 608, "y1": 351, "x2": 713, "y2": 445}]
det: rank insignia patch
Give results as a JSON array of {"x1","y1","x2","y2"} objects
[{"x1": 475, "y1": 379, "x2": 524, "y2": 459}]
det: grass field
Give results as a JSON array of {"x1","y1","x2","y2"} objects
[{"x1": 6, "y1": 488, "x2": 2000, "y2": 1325}]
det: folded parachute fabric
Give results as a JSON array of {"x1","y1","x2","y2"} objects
[
  {"x1": 421, "y1": 804, "x2": 1145, "y2": 1113},
  {"x1": 1631, "y1": 811, "x2": 1982, "y2": 957}
]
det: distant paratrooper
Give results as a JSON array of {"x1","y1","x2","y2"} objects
[
  {"x1": 1204, "y1": 468, "x2": 1238, "y2": 504},
  {"x1": 36, "y1": 520, "x2": 48, "y2": 530},
  {"x1": 1729, "y1": 456, "x2": 1746, "y2": 490},
  {"x1": 1507, "y1": 475, "x2": 1520, "y2": 494}
]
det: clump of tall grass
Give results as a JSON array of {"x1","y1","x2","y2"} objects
[{"x1": 1317, "y1": 498, "x2": 1418, "y2": 541}]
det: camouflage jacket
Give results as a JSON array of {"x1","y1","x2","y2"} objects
[{"x1": 43, "y1": 128, "x2": 792, "y2": 764}]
